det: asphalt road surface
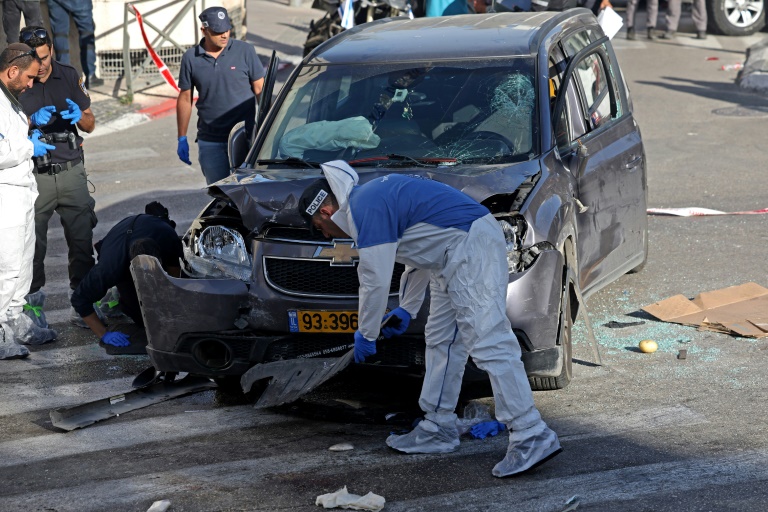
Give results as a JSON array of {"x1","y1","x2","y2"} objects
[{"x1": 1, "y1": 31, "x2": 767, "y2": 512}]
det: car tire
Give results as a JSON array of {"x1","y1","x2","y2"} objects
[
  {"x1": 707, "y1": 0, "x2": 766, "y2": 36},
  {"x1": 528, "y1": 271, "x2": 573, "y2": 391},
  {"x1": 214, "y1": 376, "x2": 266, "y2": 402}
]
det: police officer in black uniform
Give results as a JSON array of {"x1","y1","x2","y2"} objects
[{"x1": 18, "y1": 26, "x2": 98, "y2": 326}]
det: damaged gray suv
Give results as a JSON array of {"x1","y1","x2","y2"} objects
[{"x1": 132, "y1": 9, "x2": 647, "y2": 393}]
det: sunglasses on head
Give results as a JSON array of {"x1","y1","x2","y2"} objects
[
  {"x1": 9, "y1": 47, "x2": 39, "y2": 64},
  {"x1": 19, "y1": 28, "x2": 49, "y2": 44}
]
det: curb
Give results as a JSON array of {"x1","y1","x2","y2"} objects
[{"x1": 87, "y1": 97, "x2": 176, "y2": 139}]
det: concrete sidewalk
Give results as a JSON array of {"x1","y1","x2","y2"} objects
[{"x1": 86, "y1": 0, "x2": 321, "y2": 137}]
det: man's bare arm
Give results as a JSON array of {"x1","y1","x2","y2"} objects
[
  {"x1": 77, "y1": 108, "x2": 96, "y2": 133},
  {"x1": 176, "y1": 89, "x2": 193, "y2": 137}
]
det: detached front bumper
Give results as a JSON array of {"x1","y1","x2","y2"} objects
[{"x1": 131, "y1": 255, "x2": 250, "y2": 375}]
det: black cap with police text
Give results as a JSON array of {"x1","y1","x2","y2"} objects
[
  {"x1": 199, "y1": 6, "x2": 232, "y2": 33},
  {"x1": 298, "y1": 179, "x2": 332, "y2": 228}
]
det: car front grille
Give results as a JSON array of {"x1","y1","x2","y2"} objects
[{"x1": 264, "y1": 258, "x2": 405, "y2": 297}]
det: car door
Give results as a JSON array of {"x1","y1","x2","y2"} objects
[{"x1": 553, "y1": 31, "x2": 646, "y2": 295}]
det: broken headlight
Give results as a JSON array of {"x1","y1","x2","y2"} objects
[
  {"x1": 185, "y1": 225, "x2": 252, "y2": 281},
  {"x1": 498, "y1": 216, "x2": 526, "y2": 273}
]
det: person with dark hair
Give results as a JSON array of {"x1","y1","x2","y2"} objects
[
  {"x1": 298, "y1": 161, "x2": 560, "y2": 478},
  {"x1": 176, "y1": 6, "x2": 265, "y2": 185},
  {"x1": 45, "y1": 0, "x2": 102, "y2": 87},
  {"x1": 3, "y1": 0, "x2": 44, "y2": 45},
  {"x1": 70, "y1": 202, "x2": 183, "y2": 347},
  {"x1": 0, "y1": 42, "x2": 59, "y2": 358},
  {"x1": 18, "y1": 25, "x2": 100, "y2": 329}
]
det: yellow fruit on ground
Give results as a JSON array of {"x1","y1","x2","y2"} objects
[{"x1": 638, "y1": 339, "x2": 658, "y2": 353}]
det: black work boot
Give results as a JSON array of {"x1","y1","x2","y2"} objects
[
  {"x1": 627, "y1": 27, "x2": 636, "y2": 40},
  {"x1": 696, "y1": 31, "x2": 707, "y2": 39},
  {"x1": 647, "y1": 27, "x2": 657, "y2": 40}
]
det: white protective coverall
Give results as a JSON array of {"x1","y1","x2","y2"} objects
[
  {"x1": 321, "y1": 160, "x2": 542, "y2": 432},
  {"x1": 0, "y1": 81, "x2": 38, "y2": 332}
]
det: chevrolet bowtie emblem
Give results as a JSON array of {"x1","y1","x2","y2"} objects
[{"x1": 314, "y1": 240, "x2": 358, "y2": 266}]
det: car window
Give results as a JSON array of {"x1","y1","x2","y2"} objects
[
  {"x1": 574, "y1": 52, "x2": 611, "y2": 129},
  {"x1": 256, "y1": 60, "x2": 539, "y2": 166},
  {"x1": 551, "y1": 46, "x2": 587, "y2": 149}
]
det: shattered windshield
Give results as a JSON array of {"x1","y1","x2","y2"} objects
[{"x1": 256, "y1": 60, "x2": 538, "y2": 166}]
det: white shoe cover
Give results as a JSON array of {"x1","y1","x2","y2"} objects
[
  {"x1": 492, "y1": 423, "x2": 561, "y2": 477},
  {"x1": 386, "y1": 419, "x2": 460, "y2": 454},
  {"x1": 0, "y1": 323, "x2": 30, "y2": 359},
  {"x1": 23, "y1": 290, "x2": 49, "y2": 329},
  {"x1": 69, "y1": 289, "x2": 108, "y2": 328},
  {"x1": 6, "y1": 313, "x2": 57, "y2": 345}
]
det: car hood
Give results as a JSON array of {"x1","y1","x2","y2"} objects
[{"x1": 207, "y1": 160, "x2": 541, "y2": 233}]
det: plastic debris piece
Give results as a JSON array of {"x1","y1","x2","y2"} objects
[
  {"x1": 721, "y1": 63, "x2": 744, "y2": 71},
  {"x1": 678, "y1": 349, "x2": 688, "y2": 360},
  {"x1": 603, "y1": 320, "x2": 646, "y2": 329},
  {"x1": 456, "y1": 401, "x2": 493, "y2": 436},
  {"x1": 147, "y1": 499, "x2": 171, "y2": 512},
  {"x1": 315, "y1": 486, "x2": 385, "y2": 511},
  {"x1": 706, "y1": 56, "x2": 720, "y2": 61},
  {"x1": 329, "y1": 443, "x2": 354, "y2": 451},
  {"x1": 561, "y1": 495, "x2": 580, "y2": 511}
]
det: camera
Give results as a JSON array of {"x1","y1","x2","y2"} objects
[{"x1": 32, "y1": 131, "x2": 78, "y2": 170}]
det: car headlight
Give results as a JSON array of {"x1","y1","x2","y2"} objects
[
  {"x1": 185, "y1": 225, "x2": 252, "y2": 281},
  {"x1": 498, "y1": 216, "x2": 526, "y2": 273}
]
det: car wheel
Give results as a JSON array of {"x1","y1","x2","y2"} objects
[
  {"x1": 707, "y1": 0, "x2": 766, "y2": 36},
  {"x1": 214, "y1": 376, "x2": 266, "y2": 402},
  {"x1": 528, "y1": 271, "x2": 573, "y2": 391}
]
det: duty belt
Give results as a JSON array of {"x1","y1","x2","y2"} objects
[{"x1": 36, "y1": 158, "x2": 82, "y2": 175}]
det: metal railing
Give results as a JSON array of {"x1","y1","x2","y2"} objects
[{"x1": 121, "y1": 0, "x2": 206, "y2": 101}]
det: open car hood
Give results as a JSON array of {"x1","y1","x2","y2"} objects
[{"x1": 207, "y1": 160, "x2": 541, "y2": 233}]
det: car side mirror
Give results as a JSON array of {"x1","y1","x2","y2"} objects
[{"x1": 228, "y1": 121, "x2": 250, "y2": 170}]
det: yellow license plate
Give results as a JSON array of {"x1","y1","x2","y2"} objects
[{"x1": 289, "y1": 310, "x2": 358, "y2": 333}]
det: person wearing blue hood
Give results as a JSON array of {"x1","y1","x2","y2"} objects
[{"x1": 299, "y1": 161, "x2": 561, "y2": 478}]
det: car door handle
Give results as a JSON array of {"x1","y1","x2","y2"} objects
[{"x1": 625, "y1": 155, "x2": 643, "y2": 169}]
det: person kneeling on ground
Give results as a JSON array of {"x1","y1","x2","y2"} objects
[{"x1": 70, "y1": 202, "x2": 182, "y2": 347}]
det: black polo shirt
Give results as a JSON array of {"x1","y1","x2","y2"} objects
[
  {"x1": 19, "y1": 61, "x2": 90, "y2": 164},
  {"x1": 178, "y1": 38, "x2": 265, "y2": 143}
]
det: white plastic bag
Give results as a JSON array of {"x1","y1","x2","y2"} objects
[{"x1": 597, "y1": 7, "x2": 624, "y2": 40}]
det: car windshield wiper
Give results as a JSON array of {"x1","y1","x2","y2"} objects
[
  {"x1": 348, "y1": 154, "x2": 457, "y2": 167},
  {"x1": 256, "y1": 157, "x2": 319, "y2": 168}
]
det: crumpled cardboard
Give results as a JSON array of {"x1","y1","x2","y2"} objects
[
  {"x1": 315, "y1": 486, "x2": 385, "y2": 511},
  {"x1": 642, "y1": 282, "x2": 768, "y2": 338}
]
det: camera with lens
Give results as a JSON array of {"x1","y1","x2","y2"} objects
[{"x1": 32, "y1": 131, "x2": 77, "y2": 170}]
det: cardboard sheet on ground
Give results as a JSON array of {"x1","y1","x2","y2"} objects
[{"x1": 642, "y1": 282, "x2": 768, "y2": 338}]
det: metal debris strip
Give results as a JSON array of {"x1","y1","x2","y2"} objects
[
  {"x1": 50, "y1": 376, "x2": 216, "y2": 431},
  {"x1": 490, "y1": 73, "x2": 535, "y2": 122}
]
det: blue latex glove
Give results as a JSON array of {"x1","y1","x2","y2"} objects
[
  {"x1": 101, "y1": 331, "x2": 130, "y2": 347},
  {"x1": 29, "y1": 129, "x2": 56, "y2": 157},
  {"x1": 354, "y1": 330, "x2": 376, "y2": 363},
  {"x1": 60, "y1": 98, "x2": 82, "y2": 125},
  {"x1": 381, "y1": 307, "x2": 411, "y2": 338},
  {"x1": 177, "y1": 136, "x2": 192, "y2": 165},
  {"x1": 30, "y1": 105, "x2": 56, "y2": 127},
  {"x1": 469, "y1": 420, "x2": 506, "y2": 439}
]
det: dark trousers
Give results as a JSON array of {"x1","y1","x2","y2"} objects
[
  {"x1": 31, "y1": 160, "x2": 97, "y2": 294},
  {"x1": 3, "y1": 0, "x2": 44, "y2": 44},
  {"x1": 115, "y1": 280, "x2": 144, "y2": 326},
  {"x1": 47, "y1": 0, "x2": 97, "y2": 78}
]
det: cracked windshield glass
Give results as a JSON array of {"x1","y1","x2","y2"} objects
[{"x1": 257, "y1": 60, "x2": 538, "y2": 166}]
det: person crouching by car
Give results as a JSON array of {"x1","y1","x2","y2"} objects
[{"x1": 70, "y1": 202, "x2": 183, "y2": 347}]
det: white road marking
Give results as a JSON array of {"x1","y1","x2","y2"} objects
[
  {"x1": 0, "y1": 377, "x2": 135, "y2": 417},
  {"x1": 0, "y1": 344, "x2": 113, "y2": 375},
  {"x1": 0, "y1": 407, "x2": 287, "y2": 468}
]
